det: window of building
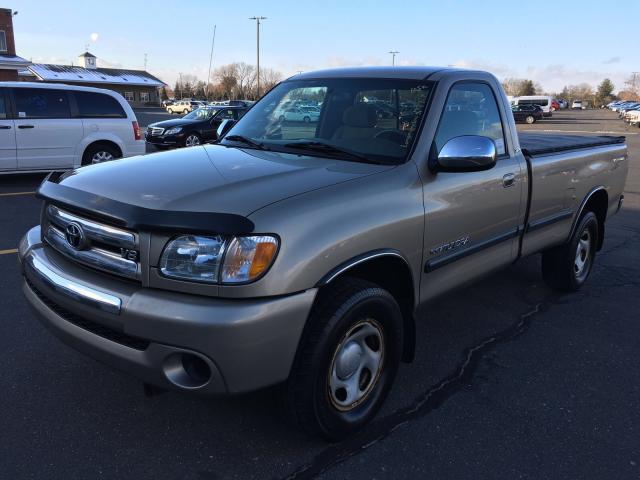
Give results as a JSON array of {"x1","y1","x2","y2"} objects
[
  {"x1": 124, "y1": 91, "x2": 134, "y2": 102},
  {"x1": 0, "y1": 90, "x2": 6, "y2": 119},
  {"x1": 434, "y1": 82, "x2": 506, "y2": 156},
  {"x1": 14, "y1": 88, "x2": 71, "y2": 119},
  {"x1": 139, "y1": 91, "x2": 150, "y2": 103},
  {"x1": 0, "y1": 31, "x2": 7, "y2": 52},
  {"x1": 74, "y1": 91, "x2": 126, "y2": 118}
]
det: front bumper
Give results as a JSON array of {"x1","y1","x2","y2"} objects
[
  {"x1": 19, "y1": 226, "x2": 317, "y2": 395},
  {"x1": 145, "y1": 134, "x2": 181, "y2": 147}
]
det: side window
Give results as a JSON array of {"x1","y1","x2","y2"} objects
[
  {"x1": 74, "y1": 92, "x2": 126, "y2": 118},
  {"x1": 216, "y1": 109, "x2": 234, "y2": 120},
  {"x1": 434, "y1": 83, "x2": 506, "y2": 155},
  {"x1": 0, "y1": 90, "x2": 6, "y2": 119},
  {"x1": 14, "y1": 88, "x2": 71, "y2": 119}
]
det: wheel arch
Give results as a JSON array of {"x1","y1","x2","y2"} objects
[
  {"x1": 569, "y1": 186, "x2": 608, "y2": 250},
  {"x1": 81, "y1": 139, "x2": 123, "y2": 166},
  {"x1": 316, "y1": 249, "x2": 417, "y2": 363}
]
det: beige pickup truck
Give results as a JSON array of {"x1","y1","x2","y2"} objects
[{"x1": 19, "y1": 67, "x2": 628, "y2": 440}]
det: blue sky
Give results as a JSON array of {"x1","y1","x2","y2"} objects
[{"x1": 13, "y1": 0, "x2": 639, "y2": 92}]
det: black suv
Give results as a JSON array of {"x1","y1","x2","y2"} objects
[{"x1": 145, "y1": 106, "x2": 248, "y2": 149}]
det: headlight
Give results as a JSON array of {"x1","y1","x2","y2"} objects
[
  {"x1": 160, "y1": 235, "x2": 225, "y2": 283},
  {"x1": 159, "y1": 235, "x2": 278, "y2": 284},
  {"x1": 164, "y1": 127, "x2": 182, "y2": 135}
]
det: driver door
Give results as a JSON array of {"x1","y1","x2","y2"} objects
[{"x1": 420, "y1": 81, "x2": 525, "y2": 301}]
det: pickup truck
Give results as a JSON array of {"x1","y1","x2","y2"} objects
[{"x1": 19, "y1": 67, "x2": 628, "y2": 440}]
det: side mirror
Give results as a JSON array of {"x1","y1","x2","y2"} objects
[
  {"x1": 433, "y1": 135, "x2": 497, "y2": 172},
  {"x1": 216, "y1": 119, "x2": 236, "y2": 140}
]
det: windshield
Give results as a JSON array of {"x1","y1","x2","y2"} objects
[
  {"x1": 221, "y1": 78, "x2": 432, "y2": 164},
  {"x1": 183, "y1": 107, "x2": 218, "y2": 121}
]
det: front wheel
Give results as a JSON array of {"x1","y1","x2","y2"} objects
[
  {"x1": 542, "y1": 211, "x2": 598, "y2": 291},
  {"x1": 184, "y1": 133, "x2": 201, "y2": 147},
  {"x1": 285, "y1": 277, "x2": 402, "y2": 441},
  {"x1": 303, "y1": 116, "x2": 311, "y2": 123},
  {"x1": 526, "y1": 115, "x2": 535, "y2": 124}
]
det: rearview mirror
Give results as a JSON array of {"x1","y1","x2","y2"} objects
[
  {"x1": 216, "y1": 119, "x2": 236, "y2": 140},
  {"x1": 433, "y1": 135, "x2": 497, "y2": 172}
]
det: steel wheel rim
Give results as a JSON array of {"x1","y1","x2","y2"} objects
[
  {"x1": 91, "y1": 151, "x2": 114, "y2": 164},
  {"x1": 574, "y1": 228, "x2": 592, "y2": 281},
  {"x1": 328, "y1": 318, "x2": 385, "y2": 411},
  {"x1": 185, "y1": 135, "x2": 200, "y2": 147}
]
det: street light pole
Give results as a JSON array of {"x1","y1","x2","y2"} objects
[
  {"x1": 249, "y1": 16, "x2": 267, "y2": 98},
  {"x1": 206, "y1": 25, "x2": 217, "y2": 100},
  {"x1": 389, "y1": 51, "x2": 399, "y2": 66}
]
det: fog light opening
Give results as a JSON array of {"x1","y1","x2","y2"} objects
[{"x1": 162, "y1": 352, "x2": 212, "y2": 389}]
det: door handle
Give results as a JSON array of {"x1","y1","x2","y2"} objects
[
  {"x1": 0, "y1": 125, "x2": 11, "y2": 129},
  {"x1": 502, "y1": 173, "x2": 516, "y2": 188},
  {"x1": 18, "y1": 125, "x2": 35, "y2": 129}
]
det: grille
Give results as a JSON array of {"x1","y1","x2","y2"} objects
[
  {"x1": 27, "y1": 278, "x2": 150, "y2": 351},
  {"x1": 147, "y1": 126, "x2": 164, "y2": 136},
  {"x1": 44, "y1": 204, "x2": 140, "y2": 281}
]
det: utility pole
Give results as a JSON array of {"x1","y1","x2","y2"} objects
[
  {"x1": 389, "y1": 51, "x2": 399, "y2": 66},
  {"x1": 249, "y1": 16, "x2": 267, "y2": 98},
  {"x1": 206, "y1": 25, "x2": 217, "y2": 100}
]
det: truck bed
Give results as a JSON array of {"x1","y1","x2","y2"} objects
[{"x1": 519, "y1": 133, "x2": 625, "y2": 156}]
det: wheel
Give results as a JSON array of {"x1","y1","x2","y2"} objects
[
  {"x1": 279, "y1": 115, "x2": 285, "y2": 122},
  {"x1": 82, "y1": 143, "x2": 120, "y2": 166},
  {"x1": 184, "y1": 133, "x2": 201, "y2": 147},
  {"x1": 285, "y1": 277, "x2": 402, "y2": 441},
  {"x1": 525, "y1": 115, "x2": 535, "y2": 124},
  {"x1": 541, "y1": 211, "x2": 598, "y2": 292},
  {"x1": 183, "y1": 109, "x2": 189, "y2": 115},
  {"x1": 303, "y1": 116, "x2": 311, "y2": 123}
]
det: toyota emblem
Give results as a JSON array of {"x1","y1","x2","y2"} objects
[{"x1": 65, "y1": 222, "x2": 87, "y2": 250}]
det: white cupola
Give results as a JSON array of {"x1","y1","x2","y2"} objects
[{"x1": 78, "y1": 51, "x2": 97, "y2": 69}]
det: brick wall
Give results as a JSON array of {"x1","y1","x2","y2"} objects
[
  {"x1": 0, "y1": 8, "x2": 16, "y2": 55},
  {"x1": 0, "y1": 69, "x2": 17, "y2": 81}
]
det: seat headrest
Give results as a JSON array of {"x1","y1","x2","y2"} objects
[{"x1": 342, "y1": 104, "x2": 378, "y2": 128}]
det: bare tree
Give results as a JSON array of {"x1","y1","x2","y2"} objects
[
  {"x1": 235, "y1": 62, "x2": 256, "y2": 99},
  {"x1": 215, "y1": 64, "x2": 239, "y2": 99}
]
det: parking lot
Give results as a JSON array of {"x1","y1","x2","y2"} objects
[{"x1": 1, "y1": 109, "x2": 638, "y2": 479}]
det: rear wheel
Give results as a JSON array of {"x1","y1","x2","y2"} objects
[
  {"x1": 303, "y1": 116, "x2": 311, "y2": 123},
  {"x1": 542, "y1": 211, "x2": 598, "y2": 291},
  {"x1": 285, "y1": 277, "x2": 402, "y2": 441},
  {"x1": 526, "y1": 115, "x2": 535, "y2": 124},
  {"x1": 82, "y1": 143, "x2": 121, "y2": 166}
]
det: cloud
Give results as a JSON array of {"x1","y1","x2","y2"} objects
[
  {"x1": 90, "y1": 32, "x2": 99, "y2": 42},
  {"x1": 603, "y1": 56, "x2": 620, "y2": 65}
]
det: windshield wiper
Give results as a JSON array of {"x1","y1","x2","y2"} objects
[
  {"x1": 223, "y1": 135, "x2": 268, "y2": 150},
  {"x1": 282, "y1": 141, "x2": 382, "y2": 164}
]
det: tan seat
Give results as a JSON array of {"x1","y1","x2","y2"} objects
[{"x1": 333, "y1": 104, "x2": 378, "y2": 140}]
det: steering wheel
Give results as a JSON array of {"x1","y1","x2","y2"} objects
[{"x1": 374, "y1": 129, "x2": 407, "y2": 144}]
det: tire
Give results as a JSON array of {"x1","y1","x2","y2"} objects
[
  {"x1": 303, "y1": 116, "x2": 310, "y2": 123},
  {"x1": 183, "y1": 109, "x2": 189, "y2": 115},
  {"x1": 541, "y1": 211, "x2": 598, "y2": 292},
  {"x1": 279, "y1": 115, "x2": 285, "y2": 122},
  {"x1": 525, "y1": 115, "x2": 535, "y2": 124},
  {"x1": 184, "y1": 133, "x2": 201, "y2": 147},
  {"x1": 285, "y1": 277, "x2": 402, "y2": 441},
  {"x1": 82, "y1": 143, "x2": 121, "y2": 166}
]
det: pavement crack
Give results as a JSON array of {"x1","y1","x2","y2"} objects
[{"x1": 281, "y1": 296, "x2": 558, "y2": 480}]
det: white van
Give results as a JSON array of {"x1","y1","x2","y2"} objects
[
  {"x1": 0, "y1": 82, "x2": 145, "y2": 174},
  {"x1": 514, "y1": 95, "x2": 553, "y2": 117}
]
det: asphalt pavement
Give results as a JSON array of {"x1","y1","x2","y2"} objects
[{"x1": 0, "y1": 110, "x2": 638, "y2": 479}]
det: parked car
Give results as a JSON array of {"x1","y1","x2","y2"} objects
[
  {"x1": 513, "y1": 95, "x2": 553, "y2": 117},
  {"x1": 572, "y1": 100, "x2": 584, "y2": 109},
  {"x1": 551, "y1": 100, "x2": 560, "y2": 111},
  {"x1": 0, "y1": 81, "x2": 144, "y2": 173},
  {"x1": 145, "y1": 106, "x2": 248, "y2": 148},
  {"x1": 511, "y1": 104, "x2": 542, "y2": 124},
  {"x1": 20, "y1": 67, "x2": 628, "y2": 440},
  {"x1": 167, "y1": 100, "x2": 201, "y2": 114},
  {"x1": 557, "y1": 99, "x2": 568, "y2": 109},
  {"x1": 161, "y1": 99, "x2": 175, "y2": 108},
  {"x1": 276, "y1": 105, "x2": 320, "y2": 122}
]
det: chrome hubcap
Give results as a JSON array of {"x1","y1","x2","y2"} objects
[
  {"x1": 91, "y1": 151, "x2": 114, "y2": 164},
  {"x1": 328, "y1": 319, "x2": 384, "y2": 411},
  {"x1": 574, "y1": 228, "x2": 592, "y2": 280},
  {"x1": 185, "y1": 135, "x2": 200, "y2": 147}
]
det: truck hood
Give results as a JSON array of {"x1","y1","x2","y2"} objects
[{"x1": 56, "y1": 144, "x2": 392, "y2": 216}]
